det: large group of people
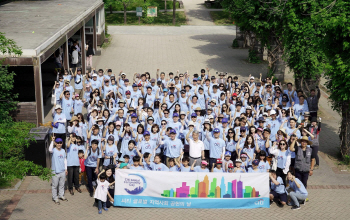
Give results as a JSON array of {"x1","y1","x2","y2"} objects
[{"x1": 49, "y1": 67, "x2": 322, "y2": 212}]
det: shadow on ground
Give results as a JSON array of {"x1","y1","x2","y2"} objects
[{"x1": 190, "y1": 34, "x2": 268, "y2": 78}]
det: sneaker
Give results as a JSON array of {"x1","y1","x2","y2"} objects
[
  {"x1": 291, "y1": 205, "x2": 301, "y2": 210},
  {"x1": 53, "y1": 199, "x2": 60, "y2": 205},
  {"x1": 103, "y1": 207, "x2": 108, "y2": 211},
  {"x1": 276, "y1": 201, "x2": 284, "y2": 208},
  {"x1": 59, "y1": 196, "x2": 68, "y2": 201},
  {"x1": 90, "y1": 191, "x2": 94, "y2": 197},
  {"x1": 300, "y1": 200, "x2": 305, "y2": 205},
  {"x1": 314, "y1": 165, "x2": 319, "y2": 170},
  {"x1": 98, "y1": 209, "x2": 102, "y2": 214}
]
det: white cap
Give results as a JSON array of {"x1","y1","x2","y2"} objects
[
  {"x1": 235, "y1": 159, "x2": 243, "y2": 163},
  {"x1": 180, "y1": 111, "x2": 186, "y2": 115},
  {"x1": 188, "y1": 121, "x2": 195, "y2": 127},
  {"x1": 246, "y1": 106, "x2": 252, "y2": 110},
  {"x1": 208, "y1": 115, "x2": 214, "y2": 119},
  {"x1": 250, "y1": 76, "x2": 254, "y2": 80},
  {"x1": 270, "y1": 109, "x2": 276, "y2": 115},
  {"x1": 263, "y1": 112, "x2": 268, "y2": 116},
  {"x1": 92, "y1": 73, "x2": 98, "y2": 77},
  {"x1": 55, "y1": 105, "x2": 62, "y2": 110},
  {"x1": 203, "y1": 119, "x2": 210, "y2": 124},
  {"x1": 210, "y1": 99, "x2": 217, "y2": 103},
  {"x1": 121, "y1": 72, "x2": 126, "y2": 76}
]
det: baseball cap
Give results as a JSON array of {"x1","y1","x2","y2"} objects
[
  {"x1": 222, "y1": 118, "x2": 228, "y2": 123},
  {"x1": 213, "y1": 128, "x2": 220, "y2": 133},
  {"x1": 216, "y1": 158, "x2": 222, "y2": 164},
  {"x1": 121, "y1": 73, "x2": 126, "y2": 76},
  {"x1": 119, "y1": 163, "x2": 128, "y2": 169},
  {"x1": 250, "y1": 76, "x2": 255, "y2": 80},
  {"x1": 118, "y1": 99, "x2": 125, "y2": 103},
  {"x1": 191, "y1": 113, "x2": 197, "y2": 117},
  {"x1": 180, "y1": 111, "x2": 186, "y2": 115},
  {"x1": 236, "y1": 102, "x2": 242, "y2": 106},
  {"x1": 257, "y1": 117, "x2": 265, "y2": 122},
  {"x1": 170, "y1": 129, "x2": 176, "y2": 134},
  {"x1": 270, "y1": 109, "x2": 276, "y2": 115},
  {"x1": 55, "y1": 105, "x2": 62, "y2": 110},
  {"x1": 246, "y1": 106, "x2": 252, "y2": 110},
  {"x1": 92, "y1": 73, "x2": 98, "y2": 77},
  {"x1": 131, "y1": 113, "x2": 137, "y2": 118},
  {"x1": 124, "y1": 79, "x2": 129, "y2": 82},
  {"x1": 203, "y1": 119, "x2": 210, "y2": 124},
  {"x1": 150, "y1": 78, "x2": 156, "y2": 83},
  {"x1": 173, "y1": 113, "x2": 179, "y2": 117},
  {"x1": 240, "y1": 154, "x2": 247, "y2": 158},
  {"x1": 252, "y1": 159, "x2": 259, "y2": 166},
  {"x1": 188, "y1": 121, "x2": 195, "y2": 127},
  {"x1": 240, "y1": 126, "x2": 246, "y2": 131},
  {"x1": 225, "y1": 151, "x2": 231, "y2": 156},
  {"x1": 232, "y1": 93, "x2": 237, "y2": 97},
  {"x1": 147, "y1": 116, "x2": 154, "y2": 121},
  {"x1": 210, "y1": 99, "x2": 217, "y2": 103},
  {"x1": 235, "y1": 159, "x2": 243, "y2": 163},
  {"x1": 211, "y1": 76, "x2": 216, "y2": 79},
  {"x1": 228, "y1": 163, "x2": 234, "y2": 168},
  {"x1": 208, "y1": 115, "x2": 214, "y2": 119},
  {"x1": 55, "y1": 138, "x2": 63, "y2": 143},
  {"x1": 132, "y1": 83, "x2": 137, "y2": 87},
  {"x1": 201, "y1": 161, "x2": 208, "y2": 166},
  {"x1": 180, "y1": 89, "x2": 186, "y2": 94},
  {"x1": 126, "y1": 90, "x2": 131, "y2": 95},
  {"x1": 163, "y1": 88, "x2": 168, "y2": 92},
  {"x1": 143, "y1": 131, "x2": 150, "y2": 136},
  {"x1": 193, "y1": 78, "x2": 198, "y2": 81}
]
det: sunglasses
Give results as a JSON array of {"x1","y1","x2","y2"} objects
[
  {"x1": 228, "y1": 132, "x2": 234, "y2": 134},
  {"x1": 56, "y1": 142, "x2": 63, "y2": 144},
  {"x1": 77, "y1": 141, "x2": 81, "y2": 144},
  {"x1": 164, "y1": 112, "x2": 169, "y2": 114},
  {"x1": 66, "y1": 93, "x2": 70, "y2": 95},
  {"x1": 161, "y1": 123, "x2": 167, "y2": 125},
  {"x1": 280, "y1": 143, "x2": 286, "y2": 145}
]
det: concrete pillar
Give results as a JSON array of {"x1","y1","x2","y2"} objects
[
  {"x1": 62, "y1": 35, "x2": 69, "y2": 70},
  {"x1": 81, "y1": 24, "x2": 86, "y2": 74},
  {"x1": 33, "y1": 57, "x2": 44, "y2": 126},
  {"x1": 93, "y1": 13, "x2": 97, "y2": 52}
]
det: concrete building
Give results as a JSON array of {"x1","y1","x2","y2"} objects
[{"x1": 0, "y1": 0, "x2": 105, "y2": 125}]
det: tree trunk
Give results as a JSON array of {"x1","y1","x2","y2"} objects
[
  {"x1": 109, "y1": 5, "x2": 113, "y2": 14},
  {"x1": 340, "y1": 102, "x2": 350, "y2": 156},
  {"x1": 165, "y1": 0, "x2": 167, "y2": 12},
  {"x1": 173, "y1": 0, "x2": 176, "y2": 25},
  {"x1": 124, "y1": 4, "x2": 127, "y2": 24}
]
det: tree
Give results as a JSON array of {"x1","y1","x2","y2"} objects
[
  {"x1": 0, "y1": 33, "x2": 52, "y2": 186},
  {"x1": 104, "y1": 0, "x2": 115, "y2": 14},
  {"x1": 314, "y1": 0, "x2": 350, "y2": 156},
  {"x1": 117, "y1": 0, "x2": 136, "y2": 24},
  {"x1": 173, "y1": 0, "x2": 176, "y2": 25}
]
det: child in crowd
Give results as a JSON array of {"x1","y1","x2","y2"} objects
[
  {"x1": 211, "y1": 159, "x2": 224, "y2": 172},
  {"x1": 248, "y1": 159, "x2": 263, "y2": 173},
  {"x1": 94, "y1": 170, "x2": 109, "y2": 214},
  {"x1": 144, "y1": 154, "x2": 169, "y2": 171},
  {"x1": 222, "y1": 151, "x2": 233, "y2": 172},
  {"x1": 191, "y1": 160, "x2": 209, "y2": 172},
  {"x1": 129, "y1": 156, "x2": 144, "y2": 170},
  {"x1": 233, "y1": 159, "x2": 246, "y2": 173},
  {"x1": 227, "y1": 163, "x2": 234, "y2": 173},
  {"x1": 168, "y1": 158, "x2": 180, "y2": 172},
  {"x1": 258, "y1": 151, "x2": 270, "y2": 172},
  {"x1": 175, "y1": 156, "x2": 191, "y2": 172},
  {"x1": 240, "y1": 153, "x2": 250, "y2": 171},
  {"x1": 78, "y1": 150, "x2": 87, "y2": 185}
]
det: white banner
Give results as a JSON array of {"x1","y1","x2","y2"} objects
[{"x1": 114, "y1": 170, "x2": 269, "y2": 209}]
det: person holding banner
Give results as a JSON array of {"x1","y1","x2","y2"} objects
[
  {"x1": 206, "y1": 128, "x2": 225, "y2": 168},
  {"x1": 186, "y1": 128, "x2": 205, "y2": 167},
  {"x1": 269, "y1": 170, "x2": 287, "y2": 207}
]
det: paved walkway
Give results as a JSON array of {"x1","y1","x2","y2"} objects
[
  {"x1": 106, "y1": 9, "x2": 223, "y2": 13},
  {"x1": 182, "y1": 0, "x2": 215, "y2": 25}
]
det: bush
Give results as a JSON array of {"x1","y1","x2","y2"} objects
[
  {"x1": 232, "y1": 39, "x2": 239, "y2": 48},
  {"x1": 248, "y1": 49, "x2": 260, "y2": 64}
]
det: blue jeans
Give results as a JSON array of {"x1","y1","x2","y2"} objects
[
  {"x1": 97, "y1": 199, "x2": 106, "y2": 210},
  {"x1": 289, "y1": 191, "x2": 307, "y2": 206}
]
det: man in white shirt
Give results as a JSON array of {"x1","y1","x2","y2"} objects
[
  {"x1": 71, "y1": 46, "x2": 79, "y2": 68},
  {"x1": 186, "y1": 128, "x2": 205, "y2": 167}
]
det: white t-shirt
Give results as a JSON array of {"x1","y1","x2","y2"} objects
[
  {"x1": 189, "y1": 139, "x2": 204, "y2": 158},
  {"x1": 94, "y1": 179, "x2": 109, "y2": 202},
  {"x1": 72, "y1": 50, "x2": 79, "y2": 64}
]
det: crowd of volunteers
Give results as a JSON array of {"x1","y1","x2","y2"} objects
[{"x1": 49, "y1": 68, "x2": 322, "y2": 212}]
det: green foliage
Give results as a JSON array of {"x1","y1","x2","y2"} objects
[
  {"x1": 248, "y1": 49, "x2": 260, "y2": 64},
  {"x1": 0, "y1": 32, "x2": 22, "y2": 56},
  {"x1": 232, "y1": 39, "x2": 238, "y2": 48},
  {"x1": 0, "y1": 65, "x2": 18, "y2": 123},
  {"x1": 210, "y1": 11, "x2": 234, "y2": 26},
  {"x1": 104, "y1": 0, "x2": 179, "y2": 11}
]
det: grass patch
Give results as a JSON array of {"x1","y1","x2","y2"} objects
[
  {"x1": 210, "y1": 11, "x2": 234, "y2": 25},
  {"x1": 101, "y1": 35, "x2": 112, "y2": 49},
  {"x1": 106, "y1": 0, "x2": 181, "y2": 11},
  {"x1": 204, "y1": 2, "x2": 222, "y2": 9},
  {"x1": 106, "y1": 11, "x2": 187, "y2": 26}
]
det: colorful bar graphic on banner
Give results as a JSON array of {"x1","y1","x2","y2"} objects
[{"x1": 114, "y1": 170, "x2": 269, "y2": 209}]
